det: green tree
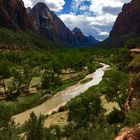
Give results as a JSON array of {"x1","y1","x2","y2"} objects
[
  {"x1": 100, "y1": 70, "x2": 128, "y2": 110},
  {"x1": 68, "y1": 88, "x2": 101, "y2": 127},
  {"x1": 0, "y1": 60, "x2": 11, "y2": 97},
  {"x1": 25, "y1": 113, "x2": 45, "y2": 140},
  {"x1": 107, "y1": 108, "x2": 125, "y2": 124}
]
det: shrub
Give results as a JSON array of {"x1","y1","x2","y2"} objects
[
  {"x1": 125, "y1": 105, "x2": 140, "y2": 126},
  {"x1": 107, "y1": 108, "x2": 125, "y2": 124}
]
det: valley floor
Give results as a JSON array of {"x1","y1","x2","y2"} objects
[
  {"x1": 1, "y1": 48, "x2": 138, "y2": 140},
  {"x1": 13, "y1": 63, "x2": 109, "y2": 124}
]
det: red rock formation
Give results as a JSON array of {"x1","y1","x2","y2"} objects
[
  {"x1": 0, "y1": 0, "x2": 37, "y2": 31},
  {"x1": 115, "y1": 126, "x2": 140, "y2": 140},
  {"x1": 110, "y1": 0, "x2": 140, "y2": 37},
  {"x1": 29, "y1": 2, "x2": 76, "y2": 43}
]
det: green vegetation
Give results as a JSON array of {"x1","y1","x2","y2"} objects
[
  {"x1": 87, "y1": 61, "x2": 102, "y2": 73},
  {"x1": 68, "y1": 87, "x2": 102, "y2": 127},
  {"x1": 0, "y1": 90, "x2": 47, "y2": 115},
  {"x1": 99, "y1": 69, "x2": 128, "y2": 109},
  {"x1": 125, "y1": 103, "x2": 140, "y2": 126},
  {"x1": 125, "y1": 54, "x2": 140, "y2": 127},
  {"x1": 62, "y1": 68, "x2": 128, "y2": 139},
  {"x1": 0, "y1": 28, "x2": 57, "y2": 50},
  {"x1": 107, "y1": 109, "x2": 125, "y2": 124},
  {"x1": 0, "y1": 49, "x2": 104, "y2": 116},
  {"x1": 129, "y1": 54, "x2": 140, "y2": 71},
  {"x1": 80, "y1": 78, "x2": 92, "y2": 84},
  {"x1": 98, "y1": 34, "x2": 140, "y2": 48},
  {"x1": 0, "y1": 47, "x2": 132, "y2": 139}
]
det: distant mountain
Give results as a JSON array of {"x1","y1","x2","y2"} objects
[
  {"x1": 72, "y1": 27, "x2": 88, "y2": 43},
  {"x1": 110, "y1": 0, "x2": 140, "y2": 37},
  {"x1": 0, "y1": 0, "x2": 37, "y2": 31},
  {"x1": 72, "y1": 27, "x2": 98, "y2": 45},
  {"x1": 87, "y1": 35, "x2": 99, "y2": 45}
]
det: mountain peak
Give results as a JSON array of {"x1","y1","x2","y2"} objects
[
  {"x1": 72, "y1": 27, "x2": 83, "y2": 33},
  {"x1": 87, "y1": 35, "x2": 99, "y2": 44},
  {"x1": 72, "y1": 27, "x2": 87, "y2": 43},
  {"x1": 88, "y1": 35, "x2": 94, "y2": 38},
  {"x1": 72, "y1": 27, "x2": 98, "y2": 45}
]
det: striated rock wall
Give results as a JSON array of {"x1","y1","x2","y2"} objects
[
  {"x1": 110, "y1": 0, "x2": 140, "y2": 37},
  {"x1": 0, "y1": 0, "x2": 37, "y2": 31}
]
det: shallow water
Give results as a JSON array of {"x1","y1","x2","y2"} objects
[{"x1": 13, "y1": 63, "x2": 109, "y2": 124}]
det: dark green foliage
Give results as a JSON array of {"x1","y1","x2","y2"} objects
[
  {"x1": 125, "y1": 104, "x2": 140, "y2": 126},
  {"x1": 68, "y1": 87, "x2": 102, "y2": 127},
  {"x1": 87, "y1": 62, "x2": 102, "y2": 73},
  {"x1": 98, "y1": 34, "x2": 140, "y2": 49},
  {"x1": 0, "y1": 28, "x2": 56, "y2": 50},
  {"x1": 25, "y1": 113, "x2": 62, "y2": 140},
  {"x1": 107, "y1": 109, "x2": 125, "y2": 124},
  {"x1": 0, "y1": 120, "x2": 21, "y2": 140},
  {"x1": 0, "y1": 103, "x2": 12, "y2": 127},
  {"x1": 109, "y1": 48, "x2": 129, "y2": 72},
  {"x1": 70, "y1": 125, "x2": 116, "y2": 140},
  {"x1": 0, "y1": 60, "x2": 11, "y2": 96},
  {"x1": 100, "y1": 69, "x2": 128, "y2": 109},
  {"x1": 0, "y1": 90, "x2": 47, "y2": 116},
  {"x1": 25, "y1": 113, "x2": 45, "y2": 140}
]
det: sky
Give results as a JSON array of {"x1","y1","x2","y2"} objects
[{"x1": 23, "y1": 0, "x2": 131, "y2": 40}]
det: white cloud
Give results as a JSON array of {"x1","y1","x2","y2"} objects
[
  {"x1": 90, "y1": 0, "x2": 122, "y2": 15},
  {"x1": 23, "y1": 0, "x2": 65, "y2": 11},
  {"x1": 90, "y1": 0, "x2": 131, "y2": 15},
  {"x1": 99, "y1": 32, "x2": 109, "y2": 36},
  {"x1": 71, "y1": 0, "x2": 92, "y2": 15},
  {"x1": 79, "y1": 5, "x2": 89, "y2": 11},
  {"x1": 23, "y1": 0, "x2": 32, "y2": 7},
  {"x1": 59, "y1": 13, "x2": 116, "y2": 40},
  {"x1": 60, "y1": 0, "x2": 131, "y2": 40}
]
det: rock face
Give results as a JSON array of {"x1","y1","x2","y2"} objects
[
  {"x1": 115, "y1": 126, "x2": 140, "y2": 140},
  {"x1": 72, "y1": 27, "x2": 88, "y2": 43},
  {"x1": 0, "y1": 0, "x2": 37, "y2": 31},
  {"x1": 110, "y1": 0, "x2": 140, "y2": 37},
  {"x1": 87, "y1": 35, "x2": 99, "y2": 45},
  {"x1": 72, "y1": 27, "x2": 98, "y2": 45},
  {"x1": 29, "y1": 2, "x2": 75, "y2": 43}
]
